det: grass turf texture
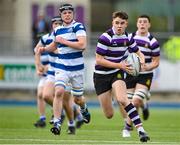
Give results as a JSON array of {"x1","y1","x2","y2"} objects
[{"x1": 0, "y1": 106, "x2": 180, "y2": 144}]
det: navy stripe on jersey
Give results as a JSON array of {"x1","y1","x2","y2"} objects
[
  {"x1": 51, "y1": 62, "x2": 84, "y2": 71},
  {"x1": 57, "y1": 39, "x2": 78, "y2": 48},
  {"x1": 47, "y1": 70, "x2": 55, "y2": 76},
  {"x1": 57, "y1": 52, "x2": 83, "y2": 59},
  {"x1": 49, "y1": 52, "x2": 58, "y2": 57},
  {"x1": 55, "y1": 27, "x2": 74, "y2": 35},
  {"x1": 41, "y1": 52, "x2": 49, "y2": 66},
  {"x1": 73, "y1": 23, "x2": 86, "y2": 32},
  {"x1": 41, "y1": 52, "x2": 49, "y2": 56},
  {"x1": 42, "y1": 61, "x2": 49, "y2": 65},
  {"x1": 54, "y1": 25, "x2": 85, "y2": 36},
  {"x1": 41, "y1": 37, "x2": 53, "y2": 45}
]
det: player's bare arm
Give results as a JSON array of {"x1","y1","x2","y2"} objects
[
  {"x1": 34, "y1": 43, "x2": 45, "y2": 76},
  {"x1": 38, "y1": 42, "x2": 57, "y2": 54},
  {"x1": 135, "y1": 49, "x2": 145, "y2": 64},
  {"x1": 56, "y1": 35, "x2": 86, "y2": 50},
  {"x1": 141, "y1": 56, "x2": 160, "y2": 71}
]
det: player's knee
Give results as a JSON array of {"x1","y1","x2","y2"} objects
[
  {"x1": 133, "y1": 98, "x2": 142, "y2": 108},
  {"x1": 43, "y1": 92, "x2": 51, "y2": 100},
  {"x1": 105, "y1": 112, "x2": 114, "y2": 119},
  {"x1": 134, "y1": 89, "x2": 149, "y2": 100},
  {"x1": 55, "y1": 87, "x2": 65, "y2": 98},
  {"x1": 63, "y1": 94, "x2": 72, "y2": 105},
  {"x1": 37, "y1": 93, "x2": 43, "y2": 99},
  {"x1": 116, "y1": 98, "x2": 127, "y2": 107},
  {"x1": 74, "y1": 97, "x2": 84, "y2": 105}
]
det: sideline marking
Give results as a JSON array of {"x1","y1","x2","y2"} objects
[{"x1": 0, "y1": 138, "x2": 179, "y2": 145}]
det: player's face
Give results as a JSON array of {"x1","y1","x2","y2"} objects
[
  {"x1": 137, "y1": 18, "x2": 150, "y2": 34},
  {"x1": 60, "y1": 10, "x2": 74, "y2": 25},
  {"x1": 112, "y1": 17, "x2": 128, "y2": 35},
  {"x1": 52, "y1": 21, "x2": 61, "y2": 30}
]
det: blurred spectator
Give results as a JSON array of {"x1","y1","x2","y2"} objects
[
  {"x1": 32, "y1": 12, "x2": 50, "y2": 49},
  {"x1": 163, "y1": 36, "x2": 180, "y2": 62}
]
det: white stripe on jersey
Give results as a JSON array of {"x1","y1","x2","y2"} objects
[
  {"x1": 56, "y1": 57, "x2": 84, "y2": 66},
  {"x1": 41, "y1": 55, "x2": 49, "y2": 63}
]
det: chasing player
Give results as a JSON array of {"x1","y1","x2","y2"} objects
[{"x1": 122, "y1": 14, "x2": 160, "y2": 137}]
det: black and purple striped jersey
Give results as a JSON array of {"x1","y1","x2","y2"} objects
[
  {"x1": 95, "y1": 28, "x2": 139, "y2": 75},
  {"x1": 131, "y1": 32, "x2": 160, "y2": 74}
]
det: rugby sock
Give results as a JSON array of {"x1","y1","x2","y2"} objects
[
  {"x1": 124, "y1": 103, "x2": 142, "y2": 127},
  {"x1": 76, "y1": 113, "x2": 83, "y2": 121},
  {"x1": 137, "y1": 126, "x2": 145, "y2": 133},
  {"x1": 68, "y1": 120, "x2": 75, "y2": 127},
  {"x1": 54, "y1": 118, "x2": 61, "y2": 127},
  {"x1": 143, "y1": 103, "x2": 148, "y2": 110},
  {"x1": 40, "y1": 116, "x2": 46, "y2": 121},
  {"x1": 124, "y1": 122, "x2": 132, "y2": 131},
  {"x1": 61, "y1": 109, "x2": 65, "y2": 116}
]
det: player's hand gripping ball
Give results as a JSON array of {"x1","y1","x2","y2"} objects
[{"x1": 126, "y1": 53, "x2": 141, "y2": 76}]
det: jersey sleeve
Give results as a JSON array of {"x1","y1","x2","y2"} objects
[
  {"x1": 74, "y1": 23, "x2": 86, "y2": 37},
  {"x1": 40, "y1": 36, "x2": 46, "y2": 46},
  {"x1": 128, "y1": 33, "x2": 139, "y2": 53},
  {"x1": 96, "y1": 33, "x2": 111, "y2": 56},
  {"x1": 151, "y1": 38, "x2": 160, "y2": 57},
  {"x1": 33, "y1": 37, "x2": 44, "y2": 53}
]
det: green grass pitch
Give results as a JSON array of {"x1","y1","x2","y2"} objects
[{"x1": 0, "y1": 106, "x2": 180, "y2": 144}]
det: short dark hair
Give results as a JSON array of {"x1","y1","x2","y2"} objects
[
  {"x1": 112, "y1": 11, "x2": 128, "y2": 20},
  {"x1": 138, "y1": 14, "x2": 151, "y2": 22},
  {"x1": 59, "y1": 3, "x2": 74, "y2": 13}
]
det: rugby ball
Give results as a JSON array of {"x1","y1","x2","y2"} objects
[{"x1": 126, "y1": 53, "x2": 141, "y2": 76}]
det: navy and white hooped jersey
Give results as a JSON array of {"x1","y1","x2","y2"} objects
[
  {"x1": 131, "y1": 31, "x2": 160, "y2": 74},
  {"x1": 52, "y1": 20, "x2": 86, "y2": 72},
  {"x1": 39, "y1": 32, "x2": 55, "y2": 76},
  {"x1": 95, "y1": 28, "x2": 139, "y2": 75},
  {"x1": 47, "y1": 52, "x2": 57, "y2": 77}
]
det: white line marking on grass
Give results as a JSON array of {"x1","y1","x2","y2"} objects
[{"x1": 0, "y1": 138, "x2": 180, "y2": 145}]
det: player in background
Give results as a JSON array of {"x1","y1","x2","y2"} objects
[
  {"x1": 93, "y1": 11, "x2": 151, "y2": 142},
  {"x1": 122, "y1": 14, "x2": 160, "y2": 137},
  {"x1": 34, "y1": 16, "x2": 61, "y2": 128},
  {"x1": 37, "y1": 3, "x2": 91, "y2": 135},
  {"x1": 35, "y1": 16, "x2": 84, "y2": 134}
]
